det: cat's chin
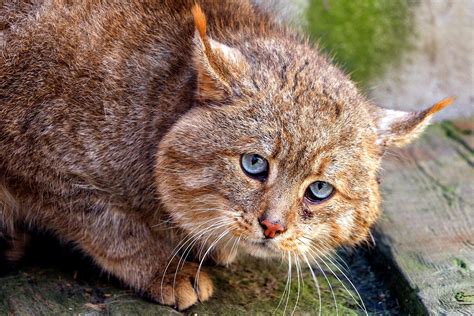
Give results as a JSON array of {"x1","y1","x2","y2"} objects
[{"x1": 240, "y1": 239, "x2": 282, "y2": 258}]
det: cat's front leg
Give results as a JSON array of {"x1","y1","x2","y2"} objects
[{"x1": 39, "y1": 206, "x2": 213, "y2": 310}]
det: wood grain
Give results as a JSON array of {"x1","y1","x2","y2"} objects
[{"x1": 376, "y1": 118, "x2": 474, "y2": 314}]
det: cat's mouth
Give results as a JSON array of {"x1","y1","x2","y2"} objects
[
  {"x1": 241, "y1": 238, "x2": 284, "y2": 257},
  {"x1": 245, "y1": 239, "x2": 268, "y2": 246}
]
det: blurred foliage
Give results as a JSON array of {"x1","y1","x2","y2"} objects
[{"x1": 307, "y1": 0, "x2": 415, "y2": 86}]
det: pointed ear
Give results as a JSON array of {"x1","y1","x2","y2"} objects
[
  {"x1": 374, "y1": 97, "x2": 454, "y2": 147},
  {"x1": 191, "y1": 5, "x2": 249, "y2": 102}
]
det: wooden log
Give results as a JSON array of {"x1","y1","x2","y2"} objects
[
  {"x1": 376, "y1": 119, "x2": 474, "y2": 314},
  {"x1": 0, "y1": 254, "x2": 362, "y2": 315}
]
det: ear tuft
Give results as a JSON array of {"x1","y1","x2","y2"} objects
[
  {"x1": 191, "y1": 4, "x2": 207, "y2": 45},
  {"x1": 190, "y1": 4, "x2": 249, "y2": 103},
  {"x1": 426, "y1": 96, "x2": 455, "y2": 116},
  {"x1": 375, "y1": 97, "x2": 454, "y2": 148}
]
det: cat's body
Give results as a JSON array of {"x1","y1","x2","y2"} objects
[
  {"x1": 1, "y1": 0, "x2": 267, "y2": 217},
  {"x1": 0, "y1": 0, "x2": 450, "y2": 310}
]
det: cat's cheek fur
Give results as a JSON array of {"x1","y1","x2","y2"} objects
[
  {"x1": 348, "y1": 191, "x2": 382, "y2": 246},
  {"x1": 335, "y1": 209, "x2": 355, "y2": 238}
]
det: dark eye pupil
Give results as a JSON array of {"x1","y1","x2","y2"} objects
[{"x1": 251, "y1": 156, "x2": 259, "y2": 165}]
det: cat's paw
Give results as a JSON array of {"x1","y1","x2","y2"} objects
[{"x1": 148, "y1": 263, "x2": 214, "y2": 310}]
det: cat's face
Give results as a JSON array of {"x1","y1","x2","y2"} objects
[
  {"x1": 156, "y1": 55, "x2": 382, "y2": 259},
  {"x1": 156, "y1": 10, "x2": 451, "y2": 260}
]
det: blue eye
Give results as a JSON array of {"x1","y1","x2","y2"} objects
[
  {"x1": 305, "y1": 181, "x2": 334, "y2": 203},
  {"x1": 240, "y1": 154, "x2": 268, "y2": 180}
]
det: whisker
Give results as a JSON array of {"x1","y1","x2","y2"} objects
[
  {"x1": 159, "y1": 218, "x2": 229, "y2": 302},
  {"x1": 329, "y1": 250, "x2": 351, "y2": 273},
  {"x1": 319, "y1": 248, "x2": 351, "y2": 275},
  {"x1": 315, "y1": 250, "x2": 368, "y2": 315},
  {"x1": 306, "y1": 251, "x2": 339, "y2": 315},
  {"x1": 173, "y1": 219, "x2": 228, "y2": 265},
  {"x1": 302, "y1": 239, "x2": 350, "y2": 276},
  {"x1": 368, "y1": 230, "x2": 376, "y2": 247},
  {"x1": 172, "y1": 222, "x2": 230, "y2": 298},
  {"x1": 178, "y1": 221, "x2": 229, "y2": 270},
  {"x1": 160, "y1": 226, "x2": 205, "y2": 302},
  {"x1": 274, "y1": 251, "x2": 291, "y2": 314},
  {"x1": 194, "y1": 218, "x2": 236, "y2": 261},
  {"x1": 194, "y1": 229, "x2": 229, "y2": 290},
  {"x1": 283, "y1": 251, "x2": 292, "y2": 316},
  {"x1": 291, "y1": 253, "x2": 302, "y2": 315},
  {"x1": 229, "y1": 235, "x2": 241, "y2": 259},
  {"x1": 303, "y1": 254, "x2": 322, "y2": 316}
]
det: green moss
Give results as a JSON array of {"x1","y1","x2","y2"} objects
[
  {"x1": 0, "y1": 259, "x2": 363, "y2": 315},
  {"x1": 306, "y1": 0, "x2": 415, "y2": 86},
  {"x1": 454, "y1": 291, "x2": 474, "y2": 304},
  {"x1": 441, "y1": 121, "x2": 474, "y2": 154},
  {"x1": 188, "y1": 259, "x2": 361, "y2": 315},
  {"x1": 0, "y1": 268, "x2": 177, "y2": 315},
  {"x1": 453, "y1": 258, "x2": 468, "y2": 270}
]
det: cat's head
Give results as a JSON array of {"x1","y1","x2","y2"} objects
[{"x1": 155, "y1": 6, "x2": 452, "y2": 260}]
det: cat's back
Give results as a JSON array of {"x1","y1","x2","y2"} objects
[
  {"x1": 0, "y1": 0, "x2": 276, "y2": 133},
  {"x1": 0, "y1": 0, "x2": 276, "y2": 210},
  {"x1": 0, "y1": 1, "x2": 186, "y2": 202},
  {"x1": 1, "y1": 0, "x2": 276, "y2": 116}
]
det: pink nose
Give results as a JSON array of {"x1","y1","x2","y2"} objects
[{"x1": 259, "y1": 219, "x2": 286, "y2": 239}]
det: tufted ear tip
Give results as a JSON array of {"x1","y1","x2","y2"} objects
[
  {"x1": 190, "y1": 3, "x2": 249, "y2": 103},
  {"x1": 374, "y1": 97, "x2": 455, "y2": 148},
  {"x1": 191, "y1": 4, "x2": 207, "y2": 44},
  {"x1": 426, "y1": 96, "x2": 455, "y2": 116}
]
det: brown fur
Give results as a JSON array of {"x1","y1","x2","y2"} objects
[{"x1": 0, "y1": 0, "x2": 450, "y2": 310}]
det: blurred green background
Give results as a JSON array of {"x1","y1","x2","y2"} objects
[{"x1": 306, "y1": 0, "x2": 414, "y2": 86}]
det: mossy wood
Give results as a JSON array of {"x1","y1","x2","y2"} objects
[
  {"x1": 376, "y1": 119, "x2": 474, "y2": 314},
  {"x1": 0, "y1": 258, "x2": 361, "y2": 315}
]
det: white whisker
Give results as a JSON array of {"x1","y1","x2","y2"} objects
[
  {"x1": 292, "y1": 253, "x2": 302, "y2": 315},
  {"x1": 159, "y1": 218, "x2": 229, "y2": 302},
  {"x1": 283, "y1": 251, "x2": 292, "y2": 316},
  {"x1": 303, "y1": 254, "x2": 322, "y2": 316},
  {"x1": 274, "y1": 251, "x2": 291, "y2": 314},
  {"x1": 194, "y1": 229, "x2": 229, "y2": 290},
  {"x1": 307, "y1": 251, "x2": 339, "y2": 315},
  {"x1": 316, "y1": 250, "x2": 368, "y2": 315}
]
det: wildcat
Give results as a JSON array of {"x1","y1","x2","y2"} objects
[{"x1": 0, "y1": 0, "x2": 451, "y2": 310}]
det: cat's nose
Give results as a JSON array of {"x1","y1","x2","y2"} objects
[{"x1": 259, "y1": 218, "x2": 286, "y2": 239}]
